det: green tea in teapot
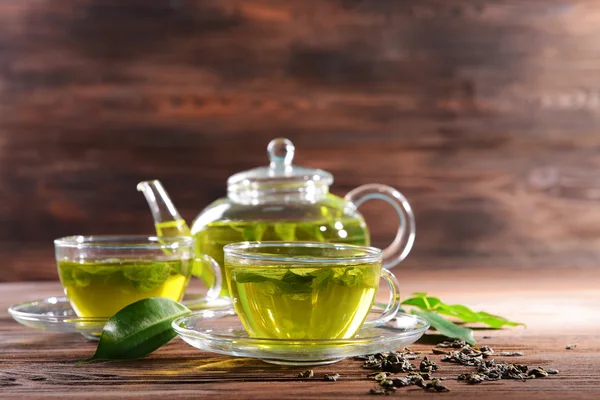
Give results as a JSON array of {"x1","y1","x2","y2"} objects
[{"x1": 193, "y1": 218, "x2": 368, "y2": 294}]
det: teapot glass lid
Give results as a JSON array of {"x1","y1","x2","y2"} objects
[{"x1": 227, "y1": 138, "x2": 333, "y2": 191}]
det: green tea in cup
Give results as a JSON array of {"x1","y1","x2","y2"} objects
[
  {"x1": 224, "y1": 242, "x2": 401, "y2": 340},
  {"x1": 54, "y1": 236, "x2": 195, "y2": 318}
]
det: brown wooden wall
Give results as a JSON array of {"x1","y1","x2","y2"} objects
[{"x1": 2, "y1": 0, "x2": 600, "y2": 281}]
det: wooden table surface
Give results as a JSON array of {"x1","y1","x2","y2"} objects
[{"x1": 1, "y1": 267, "x2": 599, "y2": 399}]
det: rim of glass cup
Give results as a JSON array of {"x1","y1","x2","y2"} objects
[
  {"x1": 223, "y1": 241, "x2": 383, "y2": 265},
  {"x1": 54, "y1": 235, "x2": 195, "y2": 250}
]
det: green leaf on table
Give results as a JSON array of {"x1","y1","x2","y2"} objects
[
  {"x1": 411, "y1": 309, "x2": 476, "y2": 345},
  {"x1": 401, "y1": 295, "x2": 442, "y2": 310},
  {"x1": 402, "y1": 292, "x2": 524, "y2": 329},
  {"x1": 84, "y1": 297, "x2": 190, "y2": 362},
  {"x1": 436, "y1": 304, "x2": 525, "y2": 328}
]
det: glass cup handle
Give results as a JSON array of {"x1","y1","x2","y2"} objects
[
  {"x1": 194, "y1": 254, "x2": 223, "y2": 300},
  {"x1": 344, "y1": 183, "x2": 415, "y2": 269},
  {"x1": 363, "y1": 268, "x2": 401, "y2": 327}
]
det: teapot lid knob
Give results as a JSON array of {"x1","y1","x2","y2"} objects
[
  {"x1": 226, "y1": 137, "x2": 333, "y2": 192},
  {"x1": 267, "y1": 138, "x2": 295, "y2": 168}
]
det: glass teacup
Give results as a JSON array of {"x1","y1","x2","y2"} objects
[
  {"x1": 223, "y1": 242, "x2": 401, "y2": 340},
  {"x1": 54, "y1": 235, "x2": 221, "y2": 318}
]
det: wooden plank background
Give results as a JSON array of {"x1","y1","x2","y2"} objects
[{"x1": 2, "y1": 0, "x2": 600, "y2": 281}]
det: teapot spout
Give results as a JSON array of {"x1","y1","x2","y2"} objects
[{"x1": 137, "y1": 180, "x2": 191, "y2": 236}]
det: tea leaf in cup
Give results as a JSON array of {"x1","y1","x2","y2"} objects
[
  {"x1": 123, "y1": 263, "x2": 171, "y2": 292},
  {"x1": 281, "y1": 270, "x2": 314, "y2": 285},
  {"x1": 84, "y1": 297, "x2": 190, "y2": 362},
  {"x1": 333, "y1": 267, "x2": 364, "y2": 287},
  {"x1": 232, "y1": 266, "x2": 371, "y2": 296}
]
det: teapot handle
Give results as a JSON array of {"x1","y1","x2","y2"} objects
[{"x1": 344, "y1": 184, "x2": 415, "y2": 269}]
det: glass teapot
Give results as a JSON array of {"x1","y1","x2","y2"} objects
[{"x1": 137, "y1": 138, "x2": 415, "y2": 296}]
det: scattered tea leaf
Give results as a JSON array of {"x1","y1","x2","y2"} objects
[
  {"x1": 369, "y1": 386, "x2": 392, "y2": 395},
  {"x1": 382, "y1": 354, "x2": 416, "y2": 373},
  {"x1": 408, "y1": 371, "x2": 432, "y2": 380},
  {"x1": 389, "y1": 377, "x2": 413, "y2": 387},
  {"x1": 298, "y1": 370, "x2": 313, "y2": 379},
  {"x1": 370, "y1": 372, "x2": 390, "y2": 381},
  {"x1": 324, "y1": 373, "x2": 340, "y2": 382},
  {"x1": 480, "y1": 346, "x2": 494, "y2": 357},
  {"x1": 458, "y1": 372, "x2": 487, "y2": 384},
  {"x1": 527, "y1": 367, "x2": 548, "y2": 378},
  {"x1": 379, "y1": 379, "x2": 395, "y2": 388},
  {"x1": 441, "y1": 347, "x2": 484, "y2": 366},
  {"x1": 402, "y1": 347, "x2": 420, "y2": 355},
  {"x1": 413, "y1": 375, "x2": 427, "y2": 388},
  {"x1": 420, "y1": 356, "x2": 438, "y2": 373},
  {"x1": 360, "y1": 350, "x2": 417, "y2": 372},
  {"x1": 499, "y1": 351, "x2": 524, "y2": 357},
  {"x1": 84, "y1": 297, "x2": 190, "y2": 361},
  {"x1": 437, "y1": 339, "x2": 467, "y2": 348},
  {"x1": 423, "y1": 379, "x2": 450, "y2": 392},
  {"x1": 366, "y1": 343, "x2": 558, "y2": 394}
]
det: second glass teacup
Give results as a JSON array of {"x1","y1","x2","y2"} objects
[
  {"x1": 54, "y1": 235, "x2": 222, "y2": 318},
  {"x1": 223, "y1": 242, "x2": 401, "y2": 340}
]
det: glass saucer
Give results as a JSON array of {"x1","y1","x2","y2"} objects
[
  {"x1": 8, "y1": 295, "x2": 233, "y2": 341},
  {"x1": 173, "y1": 310, "x2": 429, "y2": 366}
]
